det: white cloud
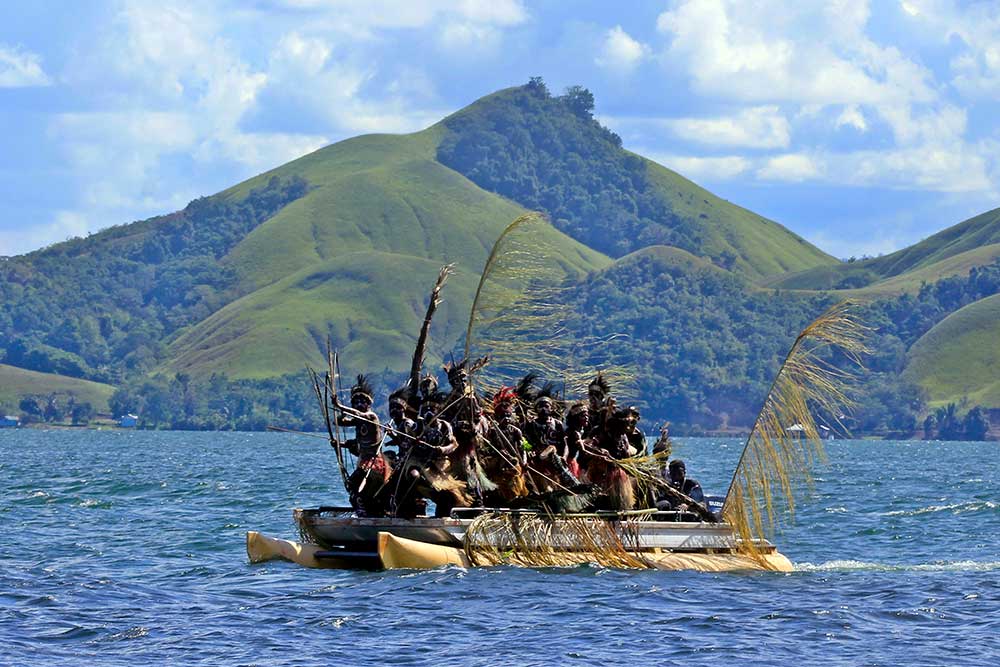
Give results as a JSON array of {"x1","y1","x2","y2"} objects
[
  {"x1": 665, "y1": 106, "x2": 790, "y2": 148},
  {"x1": 0, "y1": 43, "x2": 51, "y2": 87},
  {"x1": 757, "y1": 154, "x2": 820, "y2": 182},
  {"x1": 202, "y1": 132, "x2": 329, "y2": 171},
  {"x1": 831, "y1": 146, "x2": 991, "y2": 192},
  {"x1": 438, "y1": 21, "x2": 503, "y2": 52},
  {"x1": 650, "y1": 1, "x2": 998, "y2": 197},
  {"x1": 273, "y1": 32, "x2": 332, "y2": 77},
  {"x1": 595, "y1": 26, "x2": 649, "y2": 72},
  {"x1": 269, "y1": 0, "x2": 527, "y2": 38},
  {"x1": 647, "y1": 154, "x2": 750, "y2": 181},
  {"x1": 656, "y1": 1, "x2": 935, "y2": 106},
  {"x1": 836, "y1": 104, "x2": 868, "y2": 131}
]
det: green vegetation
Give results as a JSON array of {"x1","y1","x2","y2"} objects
[
  {"x1": 904, "y1": 293, "x2": 1000, "y2": 408},
  {"x1": 0, "y1": 79, "x2": 997, "y2": 437},
  {"x1": 768, "y1": 207, "x2": 1000, "y2": 291},
  {"x1": 564, "y1": 255, "x2": 1000, "y2": 436},
  {"x1": 0, "y1": 363, "x2": 115, "y2": 416},
  {"x1": 437, "y1": 81, "x2": 835, "y2": 279},
  {"x1": 0, "y1": 175, "x2": 310, "y2": 382}
]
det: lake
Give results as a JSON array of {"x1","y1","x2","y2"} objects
[{"x1": 1, "y1": 431, "x2": 997, "y2": 666}]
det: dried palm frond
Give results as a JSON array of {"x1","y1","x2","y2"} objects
[
  {"x1": 409, "y1": 264, "x2": 454, "y2": 393},
  {"x1": 722, "y1": 300, "x2": 869, "y2": 555},
  {"x1": 463, "y1": 213, "x2": 634, "y2": 398},
  {"x1": 463, "y1": 511, "x2": 651, "y2": 569}
]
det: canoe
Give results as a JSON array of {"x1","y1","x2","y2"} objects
[{"x1": 247, "y1": 506, "x2": 793, "y2": 572}]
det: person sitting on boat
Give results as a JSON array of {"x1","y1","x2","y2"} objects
[
  {"x1": 393, "y1": 391, "x2": 471, "y2": 518},
  {"x1": 586, "y1": 373, "x2": 615, "y2": 439},
  {"x1": 452, "y1": 399, "x2": 497, "y2": 508},
  {"x1": 623, "y1": 405, "x2": 645, "y2": 457},
  {"x1": 654, "y1": 459, "x2": 706, "y2": 513},
  {"x1": 524, "y1": 395, "x2": 578, "y2": 493},
  {"x1": 331, "y1": 374, "x2": 390, "y2": 517},
  {"x1": 480, "y1": 387, "x2": 529, "y2": 504},
  {"x1": 582, "y1": 407, "x2": 635, "y2": 510},
  {"x1": 386, "y1": 389, "x2": 420, "y2": 464},
  {"x1": 564, "y1": 402, "x2": 590, "y2": 480}
]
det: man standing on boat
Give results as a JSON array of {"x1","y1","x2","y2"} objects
[{"x1": 331, "y1": 375, "x2": 390, "y2": 516}]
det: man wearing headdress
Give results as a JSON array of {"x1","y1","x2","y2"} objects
[
  {"x1": 386, "y1": 388, "x2": 420, "y2": 464},
  {"x1": 331, "y1": 375, "x2": 390, "y2": 516},
  {"x1": 582, "y1": 407, "x2": 636, "y2": 510},
  {"x1": 392, "y1": 391, "x2": 471, "y2": 518},
  {"x1": 480, "y1": 387, "x2": 529, "y2": 504},
  {"x1": 586, "y1": 373, "x2": 615, "y2": 440},
  {"x1": 417, "y1": 374, "x2": 438, "y2": 415},
  {"x1": 524, "y1": 395, "x2": 579, "y2": 493}
]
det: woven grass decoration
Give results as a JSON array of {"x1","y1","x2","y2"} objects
[
  {"x1": 722, "y1": 300, "x2": 868, "y2": 556},
  {"x1": 463, "y1": 213, "x2": 634, "y2": 398},
  {"x1": 463, "y1": 511, "x2": 651, "y2": 569}
]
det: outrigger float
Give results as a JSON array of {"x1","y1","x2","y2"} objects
[{"x1": 246, "y1": 506, "x2": 793, "y2": 572}]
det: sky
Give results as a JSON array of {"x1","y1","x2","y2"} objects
[{"x1": 1, "y1": 0, "x2": 999, "y2": 259}]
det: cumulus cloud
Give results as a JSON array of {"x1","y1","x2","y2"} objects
[
  {"x1": 757, "y1": 154, "x2": 820, "y2": 182},
  {"x1": 665, "y1": 106, "x2": 790, "y2": 149},
  {"x1": 903, "y1": 0, "x2": 1000, "y2": 98},
  {"x1": 595, "y1": 26, "x2": 648, "y2": 72},
  {"x1": 835, "y1": 104, "x2": 867, "y2": 131},
  {"x1": 650, "y1": 1, "x2": 997, "y2": 197},
  {"x1": 646, "y1": 153, "x2": 750, "y2": 181},
  {"x1": 655, "y1": 0, "x2": 934, "y2": 106},
  {"x1": 0, "y1": 43, "x2": 51, "y2": 87}
]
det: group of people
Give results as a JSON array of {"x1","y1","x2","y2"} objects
[{"x1": 330, "y1": 362, "x2": 706, "y2": 519}]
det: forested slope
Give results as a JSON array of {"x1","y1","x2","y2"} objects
[{"x1": 1, "y1": 79, "x2": 998, "y2": 434}]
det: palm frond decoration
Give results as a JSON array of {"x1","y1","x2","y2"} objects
[
  {"x1": 463, "y1": 213, "x2": 634, "y2": 397},
  {"x1": 463, "y1": 511, "x2": 651, "y2": 569},
  {"x1": 722, "y1": 300, "x2": 869, "y2": 555},
  {"x1": 409, "y1": 264, "x2": 454, "y2": 392}
]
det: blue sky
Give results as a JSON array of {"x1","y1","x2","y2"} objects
[{"x1": 1, "y1": 0, "x2": 999, "y2": 258}]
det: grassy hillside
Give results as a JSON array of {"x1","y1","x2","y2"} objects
[
  {"x1": 842, "y1": 244, "x2": 1000, "y2": 298},
  {"x1": 165, "y1": 125, "x2": 609, "y2": 378},
  {"x1": 0, "y1": 364, "x2": 115, "y2": 412},
  {"x1": 904, "y1": 294, "x2": 1000, "y2": 409},
  {"x1": 642, "y1": 160, "x2": 835, "y2": 279},
  {"x1": 768, "y1": 207, "x2": 1000, "y2": 291},
  {"x1": 435, "y1": 83, "x2": 836, "y2": 282},
  {"x1": 612, "y1": 244, "x2": 734, "y2": 277}
]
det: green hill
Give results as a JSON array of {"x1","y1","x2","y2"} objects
[
  {"x1": 2, "y1": 79, "x2": 999, "y2": 433},
  {"x1": 436, "y1": 83, "x2": 836, "y2": 281},
  {"x1": 165, "y1": 127, "x2": 607, "y2": 378},
  {"x1": 904, "y1": 294, "x2": 1000, "y2": 409},
  {"x1": 767, "y1": 207, "x2": 1000, "y2": 291},
  {"x1": 843, "y1": 244, "x2": 1000, "y2": 298},
  {"x1": 0, "y1": 364, "x2": 115, "y2": 412}
]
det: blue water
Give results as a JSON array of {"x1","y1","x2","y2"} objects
[{"x1": 1, "y1": 431, "x2": 997, "y2": 666}]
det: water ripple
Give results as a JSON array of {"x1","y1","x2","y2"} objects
[{"x1": 1, "y1": 431, "x2": 997, "y2": 666}]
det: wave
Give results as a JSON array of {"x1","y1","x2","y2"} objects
[
  {"x1": 795, "y1": 559, "x2": 1000, "y2": 573},
  {"x1": 882, "y1": 500, "x2": 997, "y2": 517}
]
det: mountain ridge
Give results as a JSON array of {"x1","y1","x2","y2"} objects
[{"x1": 2, "y1": 80, "x2": 999, "y2": 431}]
